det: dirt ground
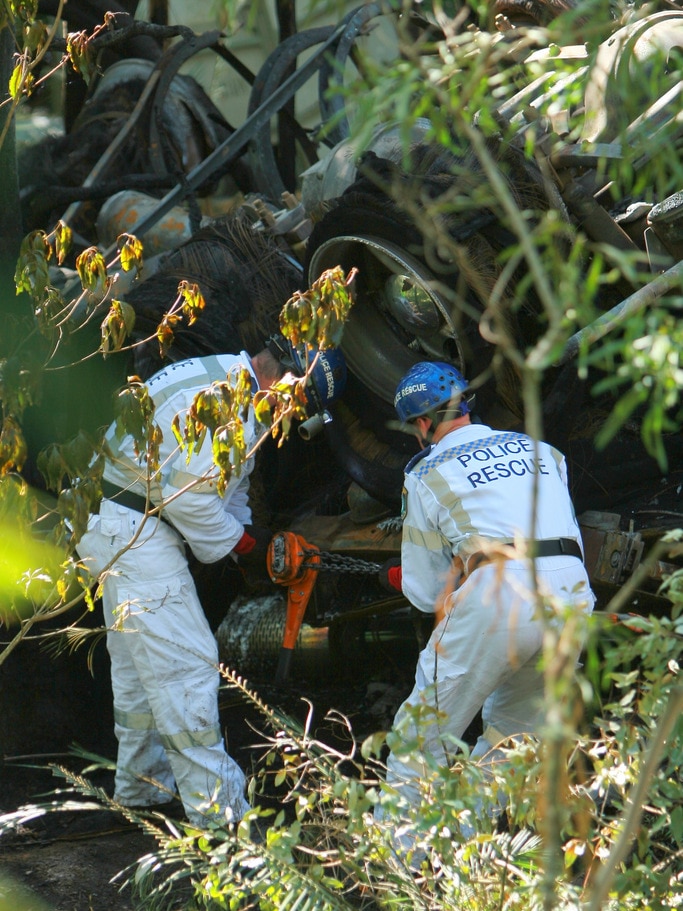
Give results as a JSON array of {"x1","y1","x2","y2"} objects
[
  {"x1": 0, "y1": 819, "x2": 155, "y2": 911},
  {"x1": 0, "y1": 754, "x2": 163, "y2": 911}
]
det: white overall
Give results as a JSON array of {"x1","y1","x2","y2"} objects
[
  {"x1": 77, "y1": 353, "x2": 260, "y2": 825},
  {"x1": 380, "y1": 423, "x2": 595, "y2": 824}
]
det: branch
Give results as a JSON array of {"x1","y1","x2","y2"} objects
[{"x1": 584, "y1": 685, "x2": 683, "y2": 911}]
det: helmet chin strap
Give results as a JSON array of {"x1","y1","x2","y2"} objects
[{"x1": 438, "y1": 394, "x2": 471, "y2": 422}]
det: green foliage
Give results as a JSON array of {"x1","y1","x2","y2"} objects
[
  {"x1": 174, "y1": 367, "x2": 254, "y2": 494},
  {"x1": 0, "y1": 412, "x2": 27, "y2": 474},
  {"x1": 101, "y1": 299, "x2": 136, "y2": 356},
  {"x1": 65, "y1": 30, "x2": 96, "y2": 85},
  {"x1": 75, "y1": 246, "x2": 109, "y2": 298},
  {"x1": 14, "y1": 230, "x2": 53, "y2": 300},
  {"x1": 167, "y1": 265, "x2": 358, "y2": 494},
  {"x1": 155, "y1": 281, "x2": 205, "y2": 359},
  {"x1": 37, "y1": 432, "x2": 104, "y2": 544},
  {"x1": 589, "y1": 304, "x2": 683, "y2": 469},
  {"x1": 118, "y1": 233, "x2": 144, "y2": 273},
  {"x1": 131, "y1": 587, "x2": 682, "y2": 909},
  {"x1": 5, "y1": 600, "x2": 683, "y2": 911}
]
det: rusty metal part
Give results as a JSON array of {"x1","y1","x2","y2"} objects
[
  {"x1": 578, "y1": 510, "x2": 681, "y2": 588},
  {"x1": 581, "y1": 523, "x2": 645, "y2": 587},
  {"x1": 96, "y1": 190, "x2": 193, "y2": 256}
]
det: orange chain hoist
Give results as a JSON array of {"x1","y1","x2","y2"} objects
[{"x1": 267, "y1": 532, "x2": 321, "y2": 684}]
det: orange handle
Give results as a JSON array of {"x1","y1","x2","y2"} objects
[{"x1": 268, "y1": 532, "x2": 321, "y2": 682}]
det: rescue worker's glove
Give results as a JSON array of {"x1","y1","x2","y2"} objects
[
  {"x1": 233, "y1": 525, "x2": 273, "y2": 579},
  {"x1": 378, "y1": 557, "x2": 402, "y2": 593}
]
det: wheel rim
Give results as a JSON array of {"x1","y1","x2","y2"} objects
[{"x1": 308, "y1": 234, "x2": 468, "y2": 403}]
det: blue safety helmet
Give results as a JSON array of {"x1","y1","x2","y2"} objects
[
  {"x1": 394, "y1": 361, "x2": 469, "y2": 423},
  {"x1": 290, "y1": 344, "x2": 347, "y2": 410},
  {"x1": 267, "y1": 334, "x2": 347, "y2": 410}
]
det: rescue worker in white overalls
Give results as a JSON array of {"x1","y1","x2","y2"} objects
[
  {"x1": 76, "y1": 344, "x2": 346, "y2": 827},
  {"x1": 377, "y1": 361, "x2": 595, "y2": 829}
]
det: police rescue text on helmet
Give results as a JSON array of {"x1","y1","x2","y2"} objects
[{"x1": 394, "y1": 361, "x2": 469, "y2": 424}]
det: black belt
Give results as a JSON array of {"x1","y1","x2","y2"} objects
[
  {"x1": 462, "y1": 537, "x2": 583, "y2": 575},
  {"x1": 454, "y1": 536, "x2": 583, "y2": 589},
  {"x1": 99, "y1": 479, "x2": 173, "y2": 528},
  {"x1": 530, "y1": 537, "x2": 583, "y2": 560}
]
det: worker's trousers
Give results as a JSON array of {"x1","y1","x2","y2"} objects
[
  {"x1": 77, "y1": 500, "x2": 249, "y2": 827},
  {"x1": 379, "y1": 558, "x2": 595, "y2": 827}
]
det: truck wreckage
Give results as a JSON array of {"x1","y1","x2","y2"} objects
[{"x1": 18, "y1": 0, "x2": 683, "y2": 683}]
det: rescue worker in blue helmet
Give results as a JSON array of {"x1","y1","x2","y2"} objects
[
  {"x1": 376, "y1": 360, "x2": 595, "y2": 835},
  {"x1": 76, "y1": 342, "x2": 345, "y2": 828}
]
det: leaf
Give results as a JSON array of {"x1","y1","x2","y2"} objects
[
  {"x1": 253, "y1": 392, "x2": 273, "y2": 428},
  {"x1": 0, "y1": 476, "x2": 37, "y2": 527},
  {"x1": 361, "y1": 731, "x2": 387, "y2": 760},
  {"x1": 156, "y1": 318, "x2": 178, "y2": 359},
  {"x1": 9, "y1": 63, "x2": 24, "y2": 100},
  {"x1": 279, "y1": 266, "x2": 357, "y2": 352},
  {"x1": 0, "y1": 416, "x2": 28, "y2": 475},
  {"x1": 100, "y1": 300, "x2": 135, "y2": 356},
  {"x1": 56, "y1": 484, "x2": 99, "y2": 545},
  {"x1": 0, "y1": 357, "x2": 40, "y2": 417},
  {"x1": 75, "y1": 247, "x2": 108, "y2": 296},
  {"x1": 670, "y1": 804, "x2": 683, "y2": 847},
  {"x1": 14, "y1": 230, "x2": 51, "y2": 299},
  {"x1": 178, "y1": 280, "x2": 206, "y2": 326},
  {"x1": 113, "y1": 378, "x2": 159, "y2": 465},
  {"x1": 59, "y1": 431, "x2": 98, "y2": 479},
  {"x1": 37, "y1": 443, "x2": 69, "y2": 492},
  {"x1": 66, "y1": 30, "x2": 95, "y2": 84},
  {"x1": 23, "y1": 18, "x2": 47, "y2": 53},
  {"x1": 53, "y1": 221, "x2": 72, "y2": 265},
  {"x1": 34, "y1": 287, "x2": 66, "y2": 336},
  {"x1": 118, "y1": 233, "x2": 144, "y2": 272}
]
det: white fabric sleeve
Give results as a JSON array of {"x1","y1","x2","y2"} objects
[
  {"x1": 160, "y1": 433, "x2": 256, "y2": 564},
  {"x1": 400, "y1": 474, "x2": 454, "y2": 614}
]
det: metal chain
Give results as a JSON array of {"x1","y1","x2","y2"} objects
[{"x1": 301, "y1": 548, "x2": 383, "y2": 574}]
